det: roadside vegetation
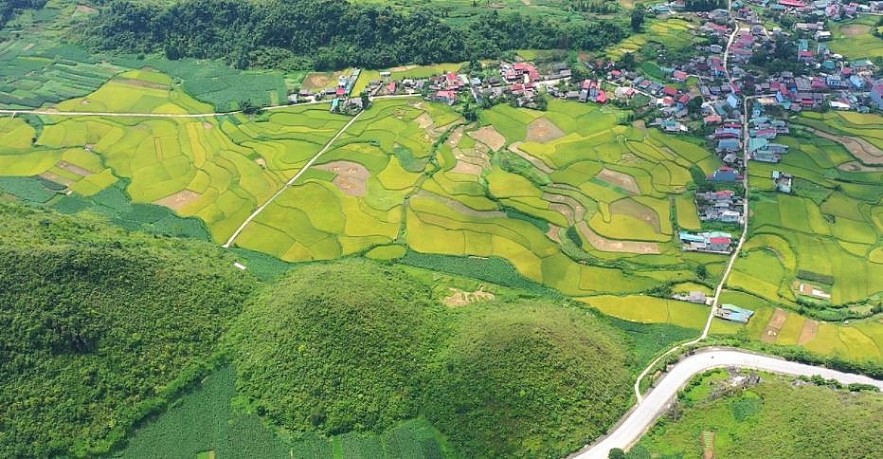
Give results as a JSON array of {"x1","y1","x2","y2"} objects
[{"x1": 636, "y1": 370, "x2": 883, "y2": 458}]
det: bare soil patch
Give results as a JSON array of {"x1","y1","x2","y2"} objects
[
  {"x1": 388, "y1": 65, "x2": 416, "y2": 72},
  {"x1": 837, "y1": 160, "x2": 883, "y2": 172},
  {"x1": 316, "y1": 161, "x2": 370, "y2": 197},
  {"x1": 154, "y1": 190, "x2": 202, "y2": 211},
  {"x1": 302, "y1": 72, "x2": 335, "y2": 90},
  {"x1": 544, "y1": 192, "x2": 586, "y2": 223},
  {"x1": 597, "y1": 168, "x2": 641, "y2": 194},
  {"x1": 468, "y1": 126, "x2": 506, "y2": 151},
  {"x1": 443, "y1": 287, "x2": 495, "y2": 307},
  {"x1": 415, "y1": 113, "x2": 434, "y2": 129},
  {"x1": 577, "y1": 221, "x2": 661, "y2": 254},
  {"x1": 610, "y1": 198, "x2": 661, "y2": 232},
  {"x1": 798, "y1": 319, "x2": 819, "y2": 345},
  {"x1": 75, "y1": 5, "x2": 97, "y2": 14},
  {"x1": 39, "y1": 172, "x2": 73, "y2": 187},
  {"x1": 809, "y1": 127, "x2": 883, "y2": 165},
  {"x1": 203, "y1": 122, "x2": 214, "y2": 130},
  {"x1": 56, "y1": 161, "x2": 92, "y2": 177},
  {"x1": 842, "y1": 24, "x2": 871, "y2": 37},
  {"x1": 119, "y1": 78, "x2": 169, "y2": 90},
  {"x1": 255, "y1": 158, "x2": 268, "y2": 169},
  {"x1": 547, "y1": 224, "x2": 562, "y2": 243},
  {"x1": 447, "y1": 126, "x2": 464, "y2": 147},
  {"x1": 526, "y1": 118, "x2": 565, "y2": 143},
  {"x1": 509, "y1": 142, "x2": 554, "y2": 172},
  {"x1": 761, "y1": 308, "x2": 789, "y2": 343}
]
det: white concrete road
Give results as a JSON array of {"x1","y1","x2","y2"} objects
[{"x1": 571, "y1": 349, "x2": 883, "y2": 459}]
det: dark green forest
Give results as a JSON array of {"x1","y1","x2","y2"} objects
[
  {"x1": 0, "y1": 0, "x2": 47, "y2": 28},
  {"x1": 87, "y1": 0, "x2": 629, "y2": 70},
  {"x1": 0, "y1": 203, "x2": 256, "y2": 457}
]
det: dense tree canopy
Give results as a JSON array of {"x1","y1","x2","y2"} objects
[
  {"x1": 0, "y1": 203, "x2": 256, "y2": 458},
  {"x1": 87, "y1": 0, "x2": 629, "y2": 70},
  {"x1": 0, "y1": 0, "x2": 47, "y2": 28}
]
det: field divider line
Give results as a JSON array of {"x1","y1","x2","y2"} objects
[{"x1": 222, "y1": 110, "x2": 366, "y2": 248}]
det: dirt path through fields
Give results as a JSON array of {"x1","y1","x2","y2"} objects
[{"x1": 808, "y1": 127, "x2": 883, "y2": 165}]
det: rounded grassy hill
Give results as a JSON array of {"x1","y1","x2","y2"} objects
[
  {"x1": 423, "y1": 301, "x2": 633, "y2": 458},
  {"x1": 228, "y1": 259, "x2": 444, "y2": 435},
  {"x1": 0, "y1": 203, "x2": 256, "y2": 458}
]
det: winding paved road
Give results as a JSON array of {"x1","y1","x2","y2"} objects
[{"x1": 572, "y1": 349, "x2": 883, "y2": 459}]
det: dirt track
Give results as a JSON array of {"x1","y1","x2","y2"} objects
[{"x1": 808, "y1": 127, "x2": 883, "y2": 165}]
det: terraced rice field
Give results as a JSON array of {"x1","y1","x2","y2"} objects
[
  {"x1": 738, "y1": 113, "x2": 883, "y2": 309},
  {"x1": 605, "y1": 18, "x2": 697, "y2": 61},
  {"x1": 1, "y1": 70, "x2": 349, "y2": 242}
]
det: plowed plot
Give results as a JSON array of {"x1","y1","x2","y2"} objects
[
  {"x1": 39, "y1": 172, "x2": 72, "y2": 187},
  {"x1": 578, "y1": 221, "x2": 661, "y2": 254},
  {"x1": 842, "y1": 24, "x2": 871, "y2": 37},
  {"x1": 57, "y1": 161, "x2": 91, "y2": 177},
  {"x1": 761, "y1": 308, "x2": 789, "y2": 343},
  {"x1": 443, "y1": 288, "x2": 495, "y2": 307},
  {"x1": 316, "y1": 161, "x2": 369, "y2": 196},
  {"x1": 798, "y1": 319, "x2": 819, "y2": 345},
  {"x1": 154, "y1": 190, "x2": 202, "y2": 211},
  {"x1": 526, "y1": 118, "x2": 565, "y2": 143},
  {"x1": 611, "y1": 198, "x2": 661, "y2": 232},
  {"x1": 468, "y1": 126, "x2": 506, "y2": 151},
  {"x1": 597, "y1": 168, "x2": 641, "y2": 194}
]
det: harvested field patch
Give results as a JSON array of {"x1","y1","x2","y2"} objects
[
  {"x1": 56, "y1": 161, "x2": 91, "y2": 177},
  {"x1": 415, "y1": 113, "x2": 434, "y2": 129},
  {"x1": 597, "y1": 168, "x2": 641, "y2": 194},
  {"x1": 544, "y1": 193, "x2": 585, "y2": 223},
  {"x1": 547, "y1": 224, "x2": 562, "y2": 242},
  {"x1": 837, "y1": 161, "x2": 883, "y2": 172},
  {"x1": 39, "y1": 172, "x2": 72, "y2": 187},
  {"x1": 526, "y1": 118, "x2": 565, "y2": 143},
  {"x1": 301, "y1": 72, "x2": 337, "y2": 90},
  {"x1": 154, "y1": 190, "x2": 202, "y2": 211},
  {"x1": 842, "y1": 24, "x2": 871, "y2": 37},
  {"x1": 316, "y1": 161, "x2": 370, "y2": 197},
  {"x1": 761, "y1": 308, "x2": 789, "y2": 343},
  {"x1": 442, "y1": 287, "x2": 495, "y2": 307},
  {"x1": 415, "y1": 191, "x2": 503, "y2": 218},
  {"x1": 75, "y1": 4, "x2": 98, "y2": 14},
  {"x1": 808, "y1": 127, "x2": 883, "y2": 165},
  {"x1": 469, "y1": 126, "x2": 507, "y2": 151},
  {"x1": 798, "y1": 319, "x2": 819, "y2": 345},
  {"x1": 577, "y1": 221, "x2": 661, "y2": 254},
  {"x1": 452, "y1": 159, "x2": 484, "y2": 176},
  {"x1": 610, "y1": 198, "x2": 660, "y2": 232},
  {"x1": 446, "y1": 126, "x2": 464, "y2": 147}
]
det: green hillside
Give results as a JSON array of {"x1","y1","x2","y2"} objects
[
  {"x1": 636, "y1": 371, "x2": 883, "y2": 459},
  {"x1": 0, "y1": 203, "x2": 257, "y2": 458}
]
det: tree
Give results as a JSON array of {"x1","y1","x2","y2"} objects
[
  {"x1": 630, "y1": 6, "x2": 645, "y2": 32},
  {"x1": 620, "y1": 52, "x2": 637, "y2": 71},
  {"x1": 463, "y1": 101, "x2": 479, "y2": 122},
  {"x1": 687, "y1": 96, "x2": 703, "y2": 113},
  {"x1": 609, "y1": 448, "x2": 627, "y2": 459},
  {"x1": 696, "y1": 264, "x2": 708, "y2": 280},
  {"x1": 360, "y1": 92, "x2": 370, "y2": 110}
]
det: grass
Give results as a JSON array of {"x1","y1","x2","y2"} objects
[
  {"x1": 637, "y1": 372, "x2": 883, "y2": 458},
  {"x1": 829, "y1": 15, "x2": 883, "y2": 59},
  {"x1": 582, "y1": 295, "x2": 709, "y2": 330}
]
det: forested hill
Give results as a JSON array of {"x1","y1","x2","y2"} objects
[
  {"x1": 0, "y1": 0, "x2": 47, "y2": 28},
  {"x1": 87, "y1": 0, "x2": 629, "y2": 70},
  {"x1": 0, "y1": 203, "x2": 256, "y2": 457}
]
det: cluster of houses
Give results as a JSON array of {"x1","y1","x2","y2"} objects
[
  {"x1": 696, "y1": 189, "x2": 745, "y2": 224},
  {"x1": 751, "y1": 0, "x2": 875, "y2": 18},
  {"x1": 679, "y1": 230, "x2": 736, "y2": 253}
]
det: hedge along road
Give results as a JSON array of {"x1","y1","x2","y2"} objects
[{"x1": 570, "y1": 348, "x2": 883, "y2": 459}]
